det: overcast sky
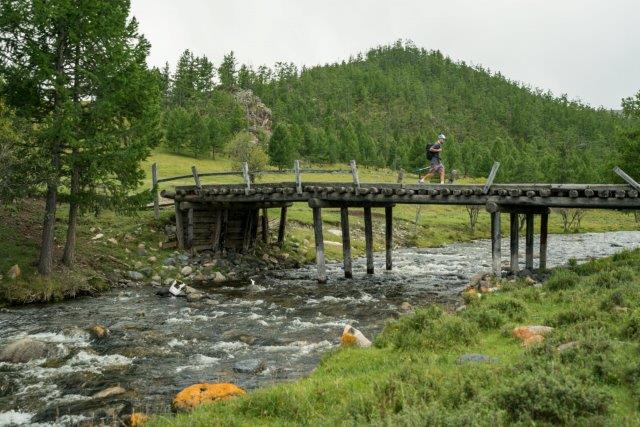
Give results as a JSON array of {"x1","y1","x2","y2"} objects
[{"x1": 130, "y1": 0, "x2": 639, "y2": 109}]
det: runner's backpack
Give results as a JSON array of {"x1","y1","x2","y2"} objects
[{"x1": 426, "y1": 144, "x2": 434, "y2": 160}]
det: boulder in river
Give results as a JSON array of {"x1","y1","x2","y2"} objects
[
  {"x1": 0, "y1": 338, "x2": 53, "y2": 363},
  {"x1": 88, "y1": 325, "x2": 109, "y2": 339},
  {"x1": 93, "y1": 386, "x2": 126, "y2": 399},
  {"x1": 340, "y1": 325, "x2": 371, "y2": 348},
  {"x1": 127, "y1": 271, "x2": 144, "y2": 281},
  {"x1": 180, "y1": 266, "x2": 193, "y2": 276},
  {"x1": 172, "y1": 383, "x2": 245, "y2": 412},
  {"x1": 233, "y1": 359, "x2": 266, "y2": 374}
]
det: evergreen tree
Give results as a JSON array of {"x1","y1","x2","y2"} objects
[
  {"x1": 268, "y1": 123, "x2": 296, "y2": 169},
  {"x1": 218, "y1": 51, "x2": 237, "y2": 90},
  {"x1": 0, "y1": 0, "x2": 160, "y2": 271},
  {"x1": 617, "y1": 91, "x2": 640, "y2": 179}
]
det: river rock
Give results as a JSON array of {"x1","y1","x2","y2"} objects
[
  {"x1": 123, "y1": 412, "x2": 148, "y2": 427},
  {"x1": 163, "y1": 257, "x2": 176, "y2": 266},
  {"x1": 212, "y1": 271, "x2": 226, "y2": 283},
  {"x1": 93, "y1": 386, "x2": 126, "y2": 399},
  {"x1": 7, "y1": 264, "x2": 20, "y2": 279},
  {"x1": 172, "y1": 383, "x2": 245, "y2": 412},
  {"x1": 180, "y1": 266, "x2": 193, "y2": 276},
  {"x1": 399, "y1": 302, "x2": 412, "y2": 312},
  {"x1": 186, "y1": 292, "x2": 205, "y2": 303},
  {"x1": 0, "y1": 338, "x2": 52, "y2": 363},
  {"x1": 137, "y1": 243, "x2": 147, "y2": 256},
  {"x1": 88, "y1": 325, "x2": 109, "y2": 339},
  {"x1": 457, "y1": 354, "x2": 499, "y2": 364},
  {"x1": 140, "y1": 267, "x2": 154, "y2": 278},
  {"x1": 148, "y1": 256, "x2": 157, "y2": 263},
  {"x1": 128, "y1": 271, "x2": 144, "y2": 281},
  {"x1": 233, "y1": 359, "x2": 266, "y2": 374},
  {"x1": 151, "y1": 274, "x2": 161, "y2": 282},
  {"x1": 340, "y1": 325, "x2": 372, "y2": 348}
]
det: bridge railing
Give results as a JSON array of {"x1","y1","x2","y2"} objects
[{"x1": 151, "y1": 159, "x2": 360, "y2": 219}]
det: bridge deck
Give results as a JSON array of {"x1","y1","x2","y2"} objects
[{"x1": 163, "y1": 182, "x2": 640, "y2": 210}]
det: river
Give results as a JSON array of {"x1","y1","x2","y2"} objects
[{"x1": 1, "y1": 231, "x2": 639, "y2": 426}]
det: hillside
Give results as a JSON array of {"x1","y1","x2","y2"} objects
[{"x1": 237, "y1": 41, "x2": 621, "y2": 182}]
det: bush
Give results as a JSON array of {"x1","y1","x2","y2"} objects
[
  {"x1": 487, "y1": 298, "x2": 528, "y2": 321},
  {"x1": 546, "y1": 269, "x2": 581, "y2": 291},
  {"x1": 620, "y1": 312, "x2": 640, "y2": 340},
  {"x1": 496, "y1": 372, "x2": 610, "y2": 423},
  {"x1": 461, "y1": 308, "x2": 504, "y2": 330},
  {"x1": 375, "y1": 306, "x2": 478, "y2": 350}
]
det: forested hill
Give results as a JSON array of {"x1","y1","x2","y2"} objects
[{"x1": 239, "y1": 42, "x2": 621, "y2": 182}]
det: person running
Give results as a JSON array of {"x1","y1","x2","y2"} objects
[{"x1": 419, "y1": 133, "x2": 446, "y2": 184}]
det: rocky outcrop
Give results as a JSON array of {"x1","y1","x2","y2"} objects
[
  {"x1": 234, "y1": 89, "x2": 272, "y2": 138},
  {"x1": 172, "y1": 383, "x2": 245, "y2": 412}
]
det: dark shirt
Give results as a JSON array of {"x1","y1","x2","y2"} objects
[{"x1": 430, "y1": 143, "x2": 442, "y2": 161}]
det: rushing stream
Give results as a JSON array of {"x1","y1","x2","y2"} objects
[{"x1": 1, "y1": 231, "x2": 639, "y2": 425}]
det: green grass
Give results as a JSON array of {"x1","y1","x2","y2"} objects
[{"x1": 150, "y1": 249, "x2": 640, "y2": 426}]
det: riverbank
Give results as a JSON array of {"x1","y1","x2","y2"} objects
[{"x1": 151, "y1": 248, "x2": 640, "y2": 425}]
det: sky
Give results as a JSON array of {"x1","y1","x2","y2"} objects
[{"x1": 130, "y1": 0, "x2": 639, "y2": 109}]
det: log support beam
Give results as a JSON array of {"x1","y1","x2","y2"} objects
[
  {"x1": 491, "y1": 211, "x2": 501, "y2": 276},
  {"x1": 510, "y1": 213, "x2": 519, "y2": 273},
  {"x1": 340, "y1": 207, "x2": 353, "y2": 278},
  {"x1": 261, "y1": 208, "x2": 269, "y2": 243},
  {"x1": 385, "y1": 206, "x2": 393, "y2": 271},
  {"x1": 540, "y1": 211, "x2": 549, "y2": 270},
  {"x1": 525, "y1": 213, "x2": 535, "y2": 270},
  {"x1": 364, "y1": 206, "x2": 374, "y2": 274},
  {"x1": 277, "y1": 206, "x2": 287, "y2": 247},
  {"x1": 312, "y1": 207, "x2": 327, "y2": 283}
]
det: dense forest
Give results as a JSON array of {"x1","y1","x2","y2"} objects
[{"x1": 157, "y1": 41, "x2": 634, "y2": 182}]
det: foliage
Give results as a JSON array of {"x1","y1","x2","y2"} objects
[
  {"x1": 267, "y1": 122, "x2": 297, "y2": 169},
  {"x1": 237, "y1": 41, "x2": 620, "y2": 181},
  {"x1": 616, "y1": 90, "x2": 640, "y2": 179},
  {"x1": 160, "y1": 50, "x2": 246, "y2": 158},
  {"x1": 225, "y1": 131, "x2": 268, "y2": 174}
]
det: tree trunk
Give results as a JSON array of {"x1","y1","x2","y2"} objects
[
  {"x1": 38, "y1": 153, "x2": 60, "y2": 275},
  {"x1": 62, "y1": 163, "x2": 80, "y2": 267}
]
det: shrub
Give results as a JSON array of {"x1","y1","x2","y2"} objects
[
  {"x1": 487, "y1": 298, "x2": 528, "y2": 321},
  {"x1": 496, "y1": 373, "x2": 610, "y2": 423},
  {"x1": 462, "y1": 308, "x2": 504, "y2": 330},
  {"x1": 546, "y1": 269, "x2": 581, "y2": 291},
  {"x1": 375, "y1": 306, "x2": 478, "y2": 350},
  {"x1": 621, "y1": 312, "x2": 640, "y2": 340}
]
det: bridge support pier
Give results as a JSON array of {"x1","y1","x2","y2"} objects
[
  {"x1": 340, "y1": 207, "x2": 353, "y2": 278},
  {"x1": 364, "y1": 206, "x2": 374, "y2": 275},
  {"x1": 261, "y1": 208, "x2": 269, "y2": 244},
  {"x1": 385, "y1": 206, "x2": 393, "y2": 271},
  {"x1": 277, "y1": 206, "x2": 287, "y2": 247},
  {"x1": 525, "y1": 213, "x2": 534, "y2": 270},
  {"x1": 312, "y1": 207, "x2": 327, "y2": 283},
  {"x1": 510, "y1": 213, "x2": 520, "y2": 273},
  {"x1": 490, "y1": 212, "x2": 501, "y2": 276},
  {"x1": 540, "y1": 211, "x2": 549, "y2": 270}
]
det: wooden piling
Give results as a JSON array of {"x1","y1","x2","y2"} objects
[
  {"x1": 364, "y1": 206, "x2": 374, "y2": 274},
  {"x1": 277, "y1": 206, "x2": 287, "y2": 247},
  {"x1": 212, "y1": 210, "x2": 222, "y2": 253},
  {"x1": 491, "y1": 211, "x2": 501, "y2": 276},
  {"x1": 187, "y1": 208, "x2": 194, "y2": 249},
  {"x1": 540, "y1": 211, "x2": 549, "y2": 270},
  {"x1": 385, "y1": 205, "x2": 393, "y2": 270},
  {"x1": 510, "y1": 213, "x2": 519, "y2": 273},
  {"x1": 313, "y1": 207, "x2": 327, "y2": 283},
  {"x1": 261, "y1": 208, "x2": 269, "y2": 243},
  {"x1": 340, "y1": 207, "x2": 353, "y2": 278},
  {"x1": 525, "y1": 213, "x2": 534, "y2": 270},
  {"x1": 174, "y1": 201, "x2": 184, "y2": 249},
  {"x1": 151, "y1": 163, "x2": 160, "y2": 220}
]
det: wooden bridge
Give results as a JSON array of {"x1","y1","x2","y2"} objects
[{"x1": 155, "y1": 161, "x2": 640, "y2": 283}]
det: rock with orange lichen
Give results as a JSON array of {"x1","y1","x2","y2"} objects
[
  {"x1": 124, "y1": 413, "x2": 148, "y2": 427},
  {"x1": 171, "y1": 383, "x2": 245, "y2": 412},
  {"x1": 523, "y1": 334, "x2": 545, "y2": 347},
  {"x1": 512, "y1": 325, "x2": 553, "y2": 341},
  {"x1": 340, "y1": 325, "x2": 371, "y2": 348}
]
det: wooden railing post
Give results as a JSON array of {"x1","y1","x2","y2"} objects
[
  {"x1": 483, "y1": 161, "x2": 501, "y2": 194},
  {"x1": 191, "y1": 165, "x2": 201, "y2": 189},
  {"x1": 294, "y1": 160, "x2": 302, "y2": 194},
  {"x1": 614, "y1": 166, "x2": 640, "y2": 192},
  {"x1": 151, "y1": 163, "x2": 160, "y2": 220},
  {"x1": 242, "y1": 162, "x2": 251, "y2": 195},
  {"x1": 350, "y1": 160, "x2": 360, "y2": 190}
]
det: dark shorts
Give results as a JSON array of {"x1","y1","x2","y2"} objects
[{"x1": 429, "y1": 158, "x2": 444, "y2": 173}]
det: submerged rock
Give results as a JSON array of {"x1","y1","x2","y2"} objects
[
  {"x1": 212, "y1": 271, "x2": 226, "y2": 283},
  {"x1": 172, "y1": 383, "x2": 245, "y2": 412},
  {"x1": 88, "y1": 325, "x2": 109, "y2": 339},
  {"x1": 233, "y1": 359, "x2": 266, "y2": 374},
  {"x1": 0, "y1": 338, "x2": 52, "y2": 363},
  {"x1": 340, "y1": 325, "x2": 372, "y2": 348},
  {"x1": 124, "y1": 412, "x2": 148, "y2": 427}
]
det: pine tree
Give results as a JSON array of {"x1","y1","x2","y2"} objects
[
  {"x1": 218, "y1": 51, "x2": 237, "y2": 90},
  {"x1": 268, "y1": 123, "x2": 296, "y2": 169}
]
